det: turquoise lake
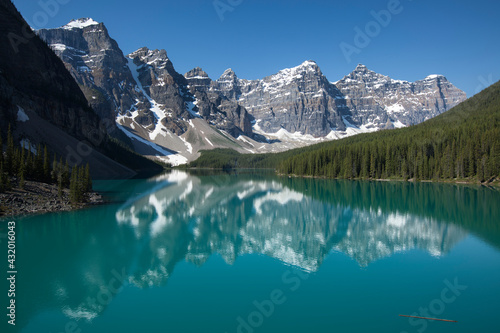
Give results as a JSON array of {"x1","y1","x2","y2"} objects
[{"x1": 2, "y1": 171, "x2": 500, "y2": 333}]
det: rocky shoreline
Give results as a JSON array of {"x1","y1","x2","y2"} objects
[{"x1": 0, "y1": 180, "x2": 104, "y2": 218}]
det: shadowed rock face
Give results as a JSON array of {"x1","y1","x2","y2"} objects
[
  {"x1": 0, "y1": 9, "x2": 101, "y2": 141},
  {"x1": 0, "y1": 1, "x2": 139, "y2": 178}
]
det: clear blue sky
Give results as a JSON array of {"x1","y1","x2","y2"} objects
[{"x1": 12, "y1": 0, "x2": 500, "y2": 97}]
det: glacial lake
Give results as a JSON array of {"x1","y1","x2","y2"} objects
[{"x1": 2, "y1": 170, "x2": 500, "y2": 333}]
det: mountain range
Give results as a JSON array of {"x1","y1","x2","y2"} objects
[{"x1": 36, "y1": 18, "x2": 467, "y2": 165}]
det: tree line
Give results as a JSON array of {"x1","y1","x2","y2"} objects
[{"x1": 0, "y1": 125, "x2": 92, "y2": 203}]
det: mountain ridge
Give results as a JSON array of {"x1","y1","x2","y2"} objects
[{"x1": 37, "y1": 17, "x2": 467, "y2": 165}]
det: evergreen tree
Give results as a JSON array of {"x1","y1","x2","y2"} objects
[
  {"x1": 18, "y1": 142, "x2": 26, "y2": 189},
  {"x1": 69, "y1": 165, "x2": 78, "y2": 204},
  {"x1": 43, "y1": 145, "x2": 50, "y2": 182},
  {"x1": 34, "y1": 143, "x2": 43, "y2": 179},
  {"x1": 6, "y1": 124, "x2": 14, "y2": 175},
  {"x1": 84, "y1": 163, "x2": 92, "y2": 192},
  {"x1": 25, "y1": 145, "x2": 33, "y2": 179},
  {"x1": 0, "y1": 128, "x2": 3, "y2": 168},
  {"x1": 58, "y1": 175, "x2": 63, "y2": 198},
  {"x1": 0, "y1": 162, "x2": 5, "y2": 193},
  {"x1": 62, "y1": 160, "x2": 70, "y2": 188},
  {"x1": 52, "y1": 154, "x2": 58, "y2": 183}
]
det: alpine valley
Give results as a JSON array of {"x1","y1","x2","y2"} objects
[
  {"x1": 3, "y1": 3, "x2": 500, "y2": 333},
  {"x1": 37, "y1": 18, "x2": 466, "y2": 166}
]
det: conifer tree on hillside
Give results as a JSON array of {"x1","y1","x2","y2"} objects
[
  {"x1": 0, "y1": 123, "x2": 95, "y2": 199},
  {"x1": 43, "y1": 145, "x2": 50, "y2": 182},
  {"x1": 0, "y1": 128, "x2": 3, "y2": 167},
  {"x1": 6, "y1": 124, "x2": 14, "y2": 174}
]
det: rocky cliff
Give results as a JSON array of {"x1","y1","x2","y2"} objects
[
  {"x1": 335, "y1": 64, "x2": 468, "y2": 129},
  {"x1": 213, "y1": 61, "x2": 349, "y2": 137},
  {"x1": 214, "y1": 62, "x2": 467, "y2": 137},
  {"x1": 185, "y1": 67, "x2": 253, "y2": 137},
  {"x1": 37, "y1": 19, "x2": 150, "y2": 133}
]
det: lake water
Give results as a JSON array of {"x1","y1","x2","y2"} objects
[{"x1": 2, "y1": 171, "x2": 500, "y2": 333}]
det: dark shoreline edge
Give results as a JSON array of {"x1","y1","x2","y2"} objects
[
  {"x1": 277, "y1": 173, "x2": 500, "y2": 186},
  {"x1": 184, "y1": 167, "x2": 500, "y2": 187},
  {"x1": 0, "y1": 180, "x2": 105, "y2": 219}
]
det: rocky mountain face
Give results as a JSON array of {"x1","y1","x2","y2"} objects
[
  {"x1": 0, "y1": 3, "x2": 136, "y2": 178},
  {"x1": 37, "y1": 17, "x2": 467, "y2": 164},
  {"x1": 335, "y1": 64, "x2": 468, "y2": 129},
  {"x1": 125, "y1": 47, "x2": 193, "y2": 135},
  {"x1": 213, "y1": 61, "x2": 349, "y2": 137},
  {"x1": 37, "y1": 19, "x2": 148, "y2": 133},
  {"x1": 213, "y1": 62, "x2": 467, "y2": 137},
  {"x1": 185, "y1": 67, "x2": 253, "y2": 137}
]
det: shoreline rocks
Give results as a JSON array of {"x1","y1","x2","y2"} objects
[{"x1": 0, "y1": 180, "x2": 104, "y2": 218}]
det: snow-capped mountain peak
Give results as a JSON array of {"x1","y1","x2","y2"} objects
[
  {"x1": 127, "y1": 47, "x2": 173, "y2": 72},
  {"x1": 297, "y1": 59, "x2": 320, "y2": 70},
  {"x1": 423, "y1": 74, "x2": 446, "y2": 81},
  {"x1": 344, "y1": 63, "x2": 387, "y2": 81},
  {"x1": 272, "y1": 60, "x2": 322, "y2": 79},
  {"x1": 355, "y1": 63, "x2": 367, "y2": 70},
  {"x1": 62, "y1": 18, "x2": 99, "y2": 30}
]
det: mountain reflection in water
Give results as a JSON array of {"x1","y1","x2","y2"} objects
[
  {"x1": 13, "y1": 170, "x2": 500, "y2": 330},
  {"x1": 116, "y1": 171, "x2": 466, "y2": 277}
]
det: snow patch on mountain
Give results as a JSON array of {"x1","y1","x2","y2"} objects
[
  {"x1": 17, "y1": 106, "x2": 29, "y2": 122},
  {"x1": 117, "y1": 124, "x2": 172, "y2": 156},
  {"x1": 386, "y1": 103, "x2": 405, "y2": 114},
  {"x1": 125, "y1": 57, "x2": 170, "y2": 141}
]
